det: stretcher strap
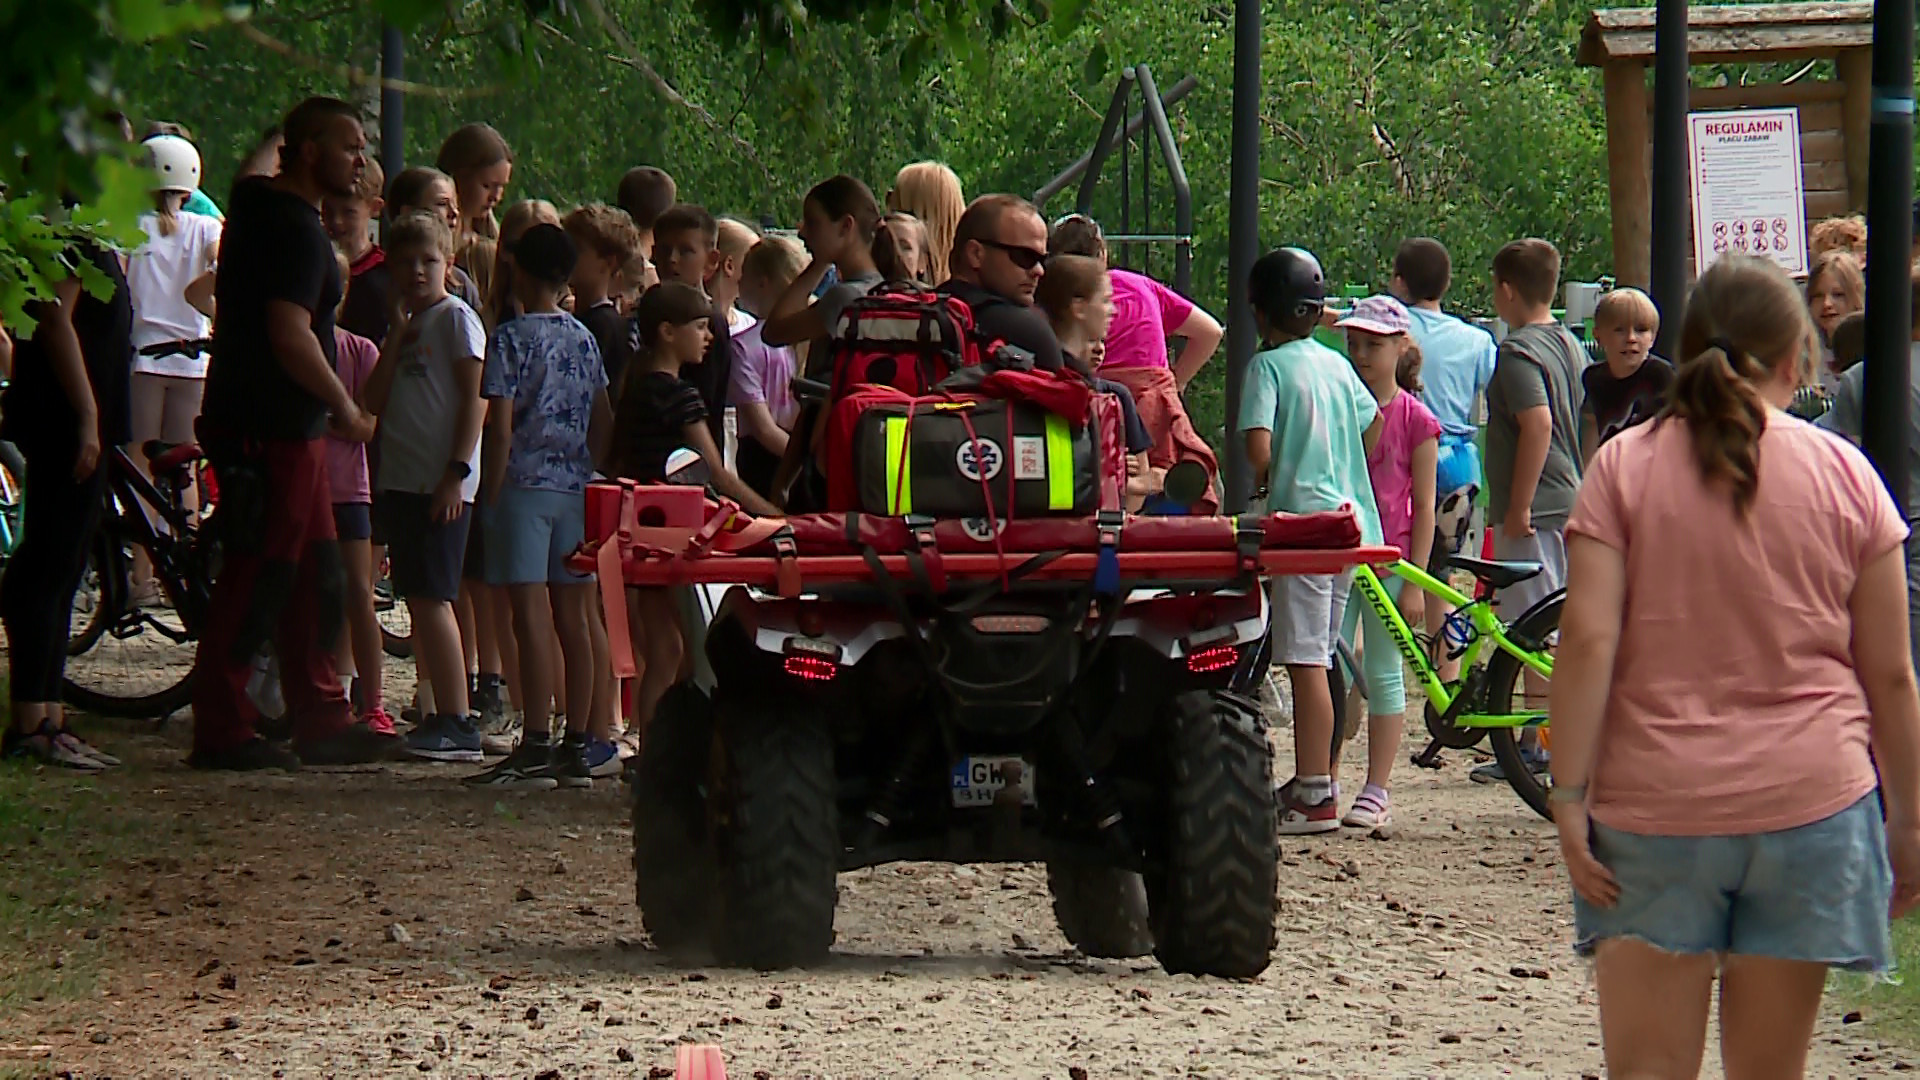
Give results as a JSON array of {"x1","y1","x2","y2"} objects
[
  {"x1": 1094, "y1": 510, "x2": 1124, "y2": 597},
  {"x1": 595, "y1": 540, "x2": 638, "y2": 679}
]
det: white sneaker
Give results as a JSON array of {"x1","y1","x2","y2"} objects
[{"x1": 1342, "y1": 790, "x2": 1391, "y2": 829}]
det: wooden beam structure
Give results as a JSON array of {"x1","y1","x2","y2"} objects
[{"x1": 1579, "y1": 2, "x2": 1875, "y2": 285}]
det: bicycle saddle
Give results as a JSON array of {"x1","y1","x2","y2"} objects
[
  {"x1": 144, "y1": 440, "x2": 203, "y2": 472},
  {"x1": 1446, "y1": 555, "x2": 1542, "y2": 590}
]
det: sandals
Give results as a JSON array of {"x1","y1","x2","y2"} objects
[{"x1": 3, "y1": 722, "x2": 119, "y2": 771}]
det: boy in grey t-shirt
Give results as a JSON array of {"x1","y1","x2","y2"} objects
[{"x1": 1480, "y1": 238, "x2": 1584, "y2": 781}]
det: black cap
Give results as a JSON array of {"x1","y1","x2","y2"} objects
[{"x1": 511, "y1": 222, "x2": 577, "y2": 285}]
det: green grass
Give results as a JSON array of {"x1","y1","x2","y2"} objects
[
  {"x1": 0, "y1": 761, "x2": 127, "y2": 1015},
  {"x1": 1844, "y1": 917, "x2": 1920, "y2": 1045}
]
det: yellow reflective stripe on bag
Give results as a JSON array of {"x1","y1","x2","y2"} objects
[
  {"x1": 1044, "y1": 413, "x2": 1073, "y2": 511},
  {"x1": 885, "y1": 415, "x2": 912, "y2": 514}
]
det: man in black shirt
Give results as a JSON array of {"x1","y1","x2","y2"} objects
[
  {"x1": 938, "y1": 194, "x2": 1066, "y2": 373},
  {"x1": 191, "y1": 96, "x2": 392, "y2": 771}
]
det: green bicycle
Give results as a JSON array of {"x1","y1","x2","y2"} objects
[{"x1": 1335, "y1": 555, "x2": 1562, "y2": 820}]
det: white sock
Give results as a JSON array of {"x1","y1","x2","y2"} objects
[{"x1": 1298, "y1": 775, "x2": 1334, "y2": 803}]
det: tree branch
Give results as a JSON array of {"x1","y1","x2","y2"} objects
[
  {"x1": 234, "y1": 22, "x2": 499, "y2": 99},
  {"x1": 563, "y1": 0, "x2": 777, "y2": 188}
]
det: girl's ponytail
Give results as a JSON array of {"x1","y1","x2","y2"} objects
[
  {"x1": 1664, "y1": 254, "x2": 1816, "y2": 515},
  {"x1": 1395, "y1": 338, "x2": 1425, "y2": 395}
]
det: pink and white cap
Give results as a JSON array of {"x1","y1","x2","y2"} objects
[{"x1": 1335, "y1": 294, "x2": 1412, "y2": 336}]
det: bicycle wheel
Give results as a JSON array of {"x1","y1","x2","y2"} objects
[
  {"x1": 62, "y1": 518, "x2": 200, "y2": 720},
  {"x1": 66, "y1": 529, "x2": 115, "y2": 658},
  {"x1": 1328, "y1": 637, "x2": 1366, "y2": 765},
  {"x1": 376, "y1": 556, "x2": 412, "y2": 659},
  {"x1": 0, "y1": 440, "x2": 24, "y2": 566},
  {"x1": 1482, "y1": 591, "x2": 1564, "y2": 821}
]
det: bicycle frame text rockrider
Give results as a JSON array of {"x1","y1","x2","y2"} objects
[{"x1": 1344, "y1": 558, "x2": 1564, "y2": 819}]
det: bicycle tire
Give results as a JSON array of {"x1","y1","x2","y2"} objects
[
  {"x1": 0, "y1": 440, "x2": 24, "y2": 568},
  {"x1": 1483, "y1": 590, "x2": 1564, "y2": 822},
  {"x1": 61, "y1": 518, "x2": 200, "y2": 720},
  {"x1": 1328, "y1": 637, "x2": 1365, "y2": 765},
  {"x1": 65, "y1": 529, "x2": 116, "y2": 658}
]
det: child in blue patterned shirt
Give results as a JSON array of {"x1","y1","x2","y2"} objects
[{"x1": 467, "y1": 223, "x2": 615, "y2": 791}]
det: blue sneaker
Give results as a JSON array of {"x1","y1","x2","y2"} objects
[
  {"x1": 402, "y1": 713, "x2": 484, "y2": 763},
  {"x1": 1470, "y1": 745, "x2": 1549, "y2": 784},
  {"x1": 584, "y1": 737, "x2": 622, "y2": 779}
]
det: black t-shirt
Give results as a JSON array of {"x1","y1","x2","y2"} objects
[
  {"x1": 202, "y1": 176, "x2": 342, "y2": 440},
  {"x1": 612, "y1": 369, "x2": 707, "y2": 482},
  {"x1": 681, "y1": 302, "x2": 733, "y2": 445},
  {"x1": 579, "y1": 300, "x2": 637, "y2": 392},
  {"x1": 337, "y1": 248, "x2": 393, "y2": 345},
  {"x1": 1, "y1": 242, "x2": 133, "y2": 452},
  {"x1": 937, "y1": 280, "x2": 1065, "y2": 373},
  {"x1": 1580, "y1": 356, "x2": 1674, "y2": 446}
]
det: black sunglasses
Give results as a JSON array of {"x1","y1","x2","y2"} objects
[{"x1": 981, "y1": 238, "x2": 1047, "y2": 271}]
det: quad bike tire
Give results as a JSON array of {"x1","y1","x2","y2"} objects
[
  {"x1": 712, "y1": 702, "x2": 838, "y2": 970},
  {"x1": 632, "y1": 684, "x2": 719, "y2": 953},
  {"x1": 1146, "y1": 689, "x2": 1278, "y2": 979},
  {"x1": 1046, "y1": 861, "x2": 1154, "y2": 958}
]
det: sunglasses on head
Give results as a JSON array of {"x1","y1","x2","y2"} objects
[{"x1": 982, "y1": 239, "x2": 1046, "y2": 271}]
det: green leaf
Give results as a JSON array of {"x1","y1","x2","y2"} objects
[
  {"x1": 898, "y1": 32, "x2": 930, "y2": 79},
  {"x1": 1082, "y1": 39, "x2": 1108, "y2": 85},
  {"x1": 371, "y1": 0, "x2": 449, "y2": 29},
  {"x1": 1052, "y1": 0, "x2": 1089, "y2": 35}
]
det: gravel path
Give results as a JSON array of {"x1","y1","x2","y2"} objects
[{"x1": 13, "y1": 667, "x2": 1914, "y2": 1078}]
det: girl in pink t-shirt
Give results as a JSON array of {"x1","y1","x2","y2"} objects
[
  {"x1": 327, "y1": 316, "x2": 390, "y2": 734},
  {"x1": 1551, "y1": 255, "x2": 1920, "y2": 1075},
  {"x1": 1330, "y1": 296, "x2": 1439, "y2": 830}
]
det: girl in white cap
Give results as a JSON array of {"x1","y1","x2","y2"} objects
[
  {"x1": 1333, "y1": 294, "x2": 1441, "y2": 829},
  {"x1": 125, "y1": 133, "x2": 222, "y2": 599}
]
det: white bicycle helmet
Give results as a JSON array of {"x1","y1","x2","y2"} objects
[{"x1": 145, "y1": 134, "x2": 202, "y2": 194}]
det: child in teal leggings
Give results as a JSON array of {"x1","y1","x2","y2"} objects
[{"x1": 1333, "y1": 297, "x2": 1441, "y2": 829}]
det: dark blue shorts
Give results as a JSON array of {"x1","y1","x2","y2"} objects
[
  {"x1": 332, "y1": 501, "x2": 372, "y2": 542},
  {"x1": 374, "y1": 492, "x2": 471, "y2": 604}
]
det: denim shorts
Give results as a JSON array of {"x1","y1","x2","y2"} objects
[
  {"x1": 1573, "y1": 792, "x2": 1893, "y2": 972},
  {"x1": 483, "y1": 486, "x2": 591, "y2": 586}
]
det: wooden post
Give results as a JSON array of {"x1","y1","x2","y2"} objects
[
  {"x1": 1838, "y1": 46, "x2": 1872, "y2": 211},
  {"x1": 1604, "y1": 60, "x2": 1653, "y2": 288}
]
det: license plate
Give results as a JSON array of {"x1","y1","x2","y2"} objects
[{"x1": 950, "y1": 756, "x2": 1037, "y2": 808}]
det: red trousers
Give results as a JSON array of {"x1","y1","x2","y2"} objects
[{"x1": 191, "y1": 436, "x2": 352, "y2": 754}]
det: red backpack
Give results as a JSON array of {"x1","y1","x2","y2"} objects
[{"x1": 825, "y1": 285, "x2": 985, "y2": 401}]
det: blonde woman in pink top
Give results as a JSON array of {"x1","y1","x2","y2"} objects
[{"x1": 1550, "y1": 254, "x2": 1920, "y2": 1077}]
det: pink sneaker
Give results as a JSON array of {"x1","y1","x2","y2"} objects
[
  {"x1": 362, "y1": 705, "x2": 398, "y2": 737},
  {"x1": 1276, "y1": 779, "x2": 1341, "y2": 835}
]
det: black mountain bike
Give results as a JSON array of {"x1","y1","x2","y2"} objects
[{"x1": 62, "y1": 439, "x2": 216, "y2": 720}]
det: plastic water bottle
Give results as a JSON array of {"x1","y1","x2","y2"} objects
[{"x1": 1442, "y1": 610, "x2": 1474, "y2": 652}]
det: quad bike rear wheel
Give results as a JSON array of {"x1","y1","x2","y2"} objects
[
  {"x1": 1046, "y1": 861, "x2": 1154, "y2": 958},
  {"x1": 632, "y1": 683, "x2": 718, "y2": 954},
  {"x1": 1146, "y1": 689, "x2": 1278, "y2": 978},
  {"x1": 712, "y1": 702, "x2": 839, "y2": 969}
]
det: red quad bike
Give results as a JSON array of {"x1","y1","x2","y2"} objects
[{"x1": 591, "y1": 465, "x2": 1392, "y2": 978}]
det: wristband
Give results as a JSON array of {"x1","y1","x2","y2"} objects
[{"x1": 1547, "y1": 784, "x2": 1587, "y2": 805}]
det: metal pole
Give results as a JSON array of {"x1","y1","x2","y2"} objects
[
  {"x1": 1861, "y1": 0, "x2": 1915, "y2": 510},
  {"x1": 380, "y1": 23, "x2": 405, "y2": 182},
  {"x1": 1075, "y1": 70, "x2": 1138, "y2": 218},
  {"x1": 1224, "y1": 0, "x2": 1260, "y2": 510},
  {"x1": 1134, "y1": 64, "x2": 1194, "y2": 297},
  {"x1": 1032, "y1": 75, "x2": 1197, "y2": 210},
  {"x1": 1648, "y1": 0, "x2": 1689, "y2": 359}
]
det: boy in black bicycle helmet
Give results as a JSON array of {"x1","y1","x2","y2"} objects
[{"x1": 1239, "y1": 246, "x2": 1389, "y2": 834}]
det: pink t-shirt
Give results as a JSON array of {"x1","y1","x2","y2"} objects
[
  {"x1": 1566, "y1": 414, "x2": 1906, "y2": 836},
  {"x1": 1367, "y1": 390, "x2": 1442, "y2": 554},
  {"x1": 1098, "y1": 268, "x2": 1194, "y2": 372},
  {"x1": 326, "y1": 327, "x2": 379, "y2": 505}
]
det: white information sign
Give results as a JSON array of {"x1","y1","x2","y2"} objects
[{"x1": 1687, "y1": 107, "x2": 1808, "y2": 277}]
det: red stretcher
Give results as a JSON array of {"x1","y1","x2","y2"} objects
[{"x1": 573, "y1": 481, "x2": 1400, "y2": 593}]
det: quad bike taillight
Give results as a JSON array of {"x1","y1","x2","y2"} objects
[
  {"x1": 1186, "y1": 644, "x2": 1241, "y2": 673},
  {"x1": 783, "y1": 636, "x2": 841, "y2": 682}
]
